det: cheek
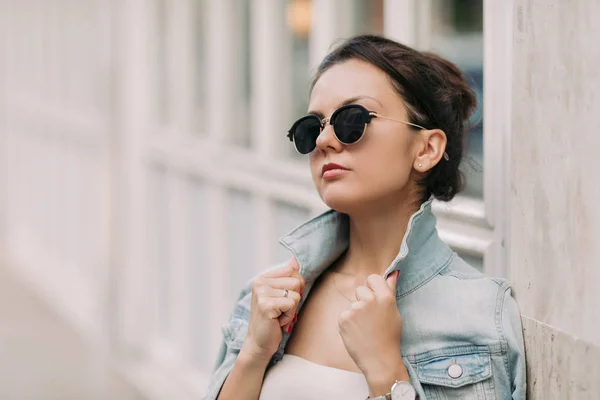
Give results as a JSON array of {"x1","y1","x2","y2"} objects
[
  {"x1": 309, "y1": 155, "x2": 321, "y2": 181},
  {"x1": 359, "y1": 154, "x2": 411, "y2": 192},
  {"x1": 358, "y1": 137, "x2": 413, "y2": 184},
  {"x1": 307, "y1": 133, "x2": 415, "y2": 209}
]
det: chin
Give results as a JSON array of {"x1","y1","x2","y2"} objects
[{"x1": 318, "y1": 184, "x2": 366, "y2": 214}]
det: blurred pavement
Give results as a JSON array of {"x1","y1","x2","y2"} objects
[{"x1": 0, "y1": 265, "x2": 142, "y2": 400}]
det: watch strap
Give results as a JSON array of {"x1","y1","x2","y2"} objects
[
  {"x1": 366, "y1": 380, "x2": 416, "y2": 400},
  {"x1": 366, "y1": 394, "x2": 391, "y2": 400}
]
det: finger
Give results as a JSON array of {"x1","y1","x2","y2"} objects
[
  {"x1": 278, "y1": 304, "x2": 297, "y2": 329},
  {"x1": 289, "y1": 269, "x2": 306, "y2": 293},
  {"x1": 280, "y1": 311, "x2": 295, "y2": 330},
  {"x1": 276, "y1": 291, "x2": 301, "y2": 327},
  {"x1": 262, "y1": 260, "x2": 296, "y2": 279},
  {"x1": 279, "y1": 311, "x2": 294, "y2": 327},
  {"x1": 366, "y1": 273, "x2": 394, "y2": 299},
  {"x1": 256, "y1": 296, "x2": 296, "y2": 320},
  {"x1": 257, "y1": 287, "x2": 300, "y2": 329},
  {"x1": 386, "y1": 270, "x2": 400, "y2": 291},
  {"x1": 259, "y1": 286, "x2": 301, "y2": 304},
  {"x1": 281, "y1": 309, "x2": 298, "y2": 332},
  {"x1": 277, "y1": 277, "x2": 303, "y2": 332},
  {"x1": 338, "y1": 309, "x2": 353, "y2": 329},
  {"x1": 254, "y1": 285, "x2": 301, "y2": 311},
  {"x1": 355, "y1": 285, "x2": 375, "y2": 302},
  {"x1": 273, "y1": 259, "x2": 302, "y2": 332},
  {"x1": 351, "y1": 300, "x2": 367, "y2": 311},
  {"x1": 263, "y1": 277, "x2": 304, "y2": 293}
]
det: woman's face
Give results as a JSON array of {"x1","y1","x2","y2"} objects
[{"x1": 308, "y1": 59, "x2": 422, "y2": 214}]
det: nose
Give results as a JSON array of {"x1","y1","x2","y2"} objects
[{"x1": 315, "y1": 120, "x2": 342, "y2": 153}]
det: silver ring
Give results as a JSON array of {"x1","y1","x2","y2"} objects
[{"x1": 283, "y1": 289, "x2": 289, "y2": 298}]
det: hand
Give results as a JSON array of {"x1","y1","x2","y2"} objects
[
  {"x1": 338, "y1": 271, "x2": 409, "y2": 395},
  {"x1": 241, "y1": 259, "x2": 305, "y2": 362}
]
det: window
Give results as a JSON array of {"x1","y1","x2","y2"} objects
[
  {"x1": 281, "y1": 0, "x2": 385, "y2": 161},
  {"x1": 426, "y1": 0, "x2": 484, "y2": 199},
  {"x1": 227, "y1": 0, "x2": 252, "y2": 148},
  {"x1": 281, "y1": 0, "x2": 311, "y2": 160},
  {"x1": 189, "y1": 179, "x2": 213, "y2": 371},
  {"x1": 1, "y1": 0, "x2": 511, "y2": 397},
  {"x1": 192, "y1": 0, "x2": 208, "y2": 136},
  {"x1": 155, "y1": 0, "x2": 171, "y2": 127},
  {"x1": 115, "y1": 1, "x2": 510, "y2": 396},
  {"x1": 226, "y1": 189, "x2": 257, "y2": 299},
  {"x1": 351, "y1": 0, "x2": 384, "y2": 35},
  {"x1": 414, "y1": 0, "x2": 487, "y2": 270},
  {"x1": 154, "y1": 0, "x2": 206, "y2": 133},
  {"x1": 148, "y1": 165, "x2": 171, "y2": 339}
]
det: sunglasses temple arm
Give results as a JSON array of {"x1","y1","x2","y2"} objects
[
  {"x1": 370, "y1": 113, "x2": 426, "y2": 130},
  {"x1": 371, "y1": 113, "x2": 450, "y2": 160}
]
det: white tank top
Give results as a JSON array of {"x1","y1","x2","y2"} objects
[{"x1": 259, "y1": 354, "x2": 369, "y2": 400}]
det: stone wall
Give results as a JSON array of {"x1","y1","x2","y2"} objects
[{"x1": 510, "y1": 1, "x2": 600, "y2": 398}]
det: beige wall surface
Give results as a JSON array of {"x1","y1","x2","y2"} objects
[{"x1": 510, "y1": 0, "x2": 600, "y2": 398}]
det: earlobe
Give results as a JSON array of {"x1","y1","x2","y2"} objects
[
  {"x1": 414, "y1": 158, "x2": 427, "y2": 172},
  {"x1": 413, "y1": 145, "x2": 429, "y2": 172},
  {"x1": 413, "y1": 129, "x2": 447, "y2": 172}
]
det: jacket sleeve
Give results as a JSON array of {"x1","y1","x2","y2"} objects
[
  {"x1": 203, "y1": 343, "x2": 239, "y2": 400},
  {"x1": 203, "y1": 270, "x2": 265, "y2": 400},
  {"x1": 203, "y1": 261, "x2": 294, "y2": 399},
  {"x1": 202, "y1": 309, "x2": 242, "y2": 398},
  {"x1": 501, "y1": 287, "x2": 527, "y2": 399}
]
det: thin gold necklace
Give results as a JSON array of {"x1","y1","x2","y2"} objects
[{"x1": 331, "y1": 272, "x2": 358, "y2": 302}]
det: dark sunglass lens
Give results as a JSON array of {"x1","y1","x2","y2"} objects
[
  {"x1": 333, "y1": 107, "x2": 367, "y2": 144},
  {"x1": 293, "y1": 117, "x2": 321, "y2": 154}
]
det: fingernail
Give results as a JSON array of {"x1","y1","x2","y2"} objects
[
  {"x1": 293, "y1": 313, "x2": 297, "y2": 323},
  {"x1": 288, "y1": 324, "x2": 293, "y2": 333},
  {"x1": 300, "y1": 291, "x2": 304, "y2": 297}
]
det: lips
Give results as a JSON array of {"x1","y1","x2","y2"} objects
[{"x1": 322, "y1": 163, "x2": 349, "y2": 176}]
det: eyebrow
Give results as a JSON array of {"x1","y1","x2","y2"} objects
[{"x1": 308, "y1": 95, "x2": 383, "y2": 119}]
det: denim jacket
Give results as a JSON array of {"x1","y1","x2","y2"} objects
[{"x1": 205, "y1": 199, "x2": 526, "y2": 399}]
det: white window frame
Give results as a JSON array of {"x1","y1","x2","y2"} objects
[
  {"x1": 0, "y1": 1, "x2": 7, "y2": 247},
  {"x1": 1, "y1": 0, "x2": 113, "y2": 344}
]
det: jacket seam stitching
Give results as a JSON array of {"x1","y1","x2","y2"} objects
[
  {"x1": 397, "y1": 251, "x2": 454, "y2": 299},
  {"x1": 495, "y1": 283, "x2": 512, "y2": 378},
  {"x1": 408, "y1": 343, "x2": 503, "y2": 363}
]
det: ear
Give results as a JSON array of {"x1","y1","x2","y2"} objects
[{"x1": 413, "y1": 129, "x2": 447, "y2": 172}]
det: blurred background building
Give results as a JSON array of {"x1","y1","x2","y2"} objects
[{"x1": 0, "y1": 0, "x2": 598, "y2": 399}]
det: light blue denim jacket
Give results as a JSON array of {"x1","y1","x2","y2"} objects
[{"x1": 205, "y1": 199, "x2": 526, "y2": 399}]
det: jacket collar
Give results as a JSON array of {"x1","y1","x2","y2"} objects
[{"x1": 279, "y1": 198, "x2": 453, "y2": 298}]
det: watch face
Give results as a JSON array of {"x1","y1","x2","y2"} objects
[{"x1": 391, "y1": 381, "x2": 416, "y2": 400}]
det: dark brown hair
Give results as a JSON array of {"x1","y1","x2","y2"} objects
[{"x1": 311, "y1": 35, "x2": 477, "y2": 203}]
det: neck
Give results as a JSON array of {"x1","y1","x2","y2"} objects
[{"x1": 335, "y1": 195, "x2": 422, "y2": 278}]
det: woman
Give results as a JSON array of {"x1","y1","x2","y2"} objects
[{"x1": 205, "y1": 35, "x2": 526, "y2": 400}]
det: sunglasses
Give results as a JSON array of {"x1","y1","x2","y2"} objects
[{"x1": 287, "y1": 103, "x2": 439, "y2": 156}]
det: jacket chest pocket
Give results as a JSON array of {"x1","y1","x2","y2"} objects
[{"x1": 415, "y1": 350, "x2": 496, "y2": 400}]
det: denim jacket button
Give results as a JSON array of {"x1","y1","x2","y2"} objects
[{"x1": 447, "y1": 363, "x2": 463, "y2": 379}]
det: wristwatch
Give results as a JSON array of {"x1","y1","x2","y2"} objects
[{"x1": 367, "y1": 380, "x2": 416, "y2": 400}]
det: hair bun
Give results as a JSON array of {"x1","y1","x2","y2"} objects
[{"x1": 422, "y1": 52, "x2": 477, "y2": 123}]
